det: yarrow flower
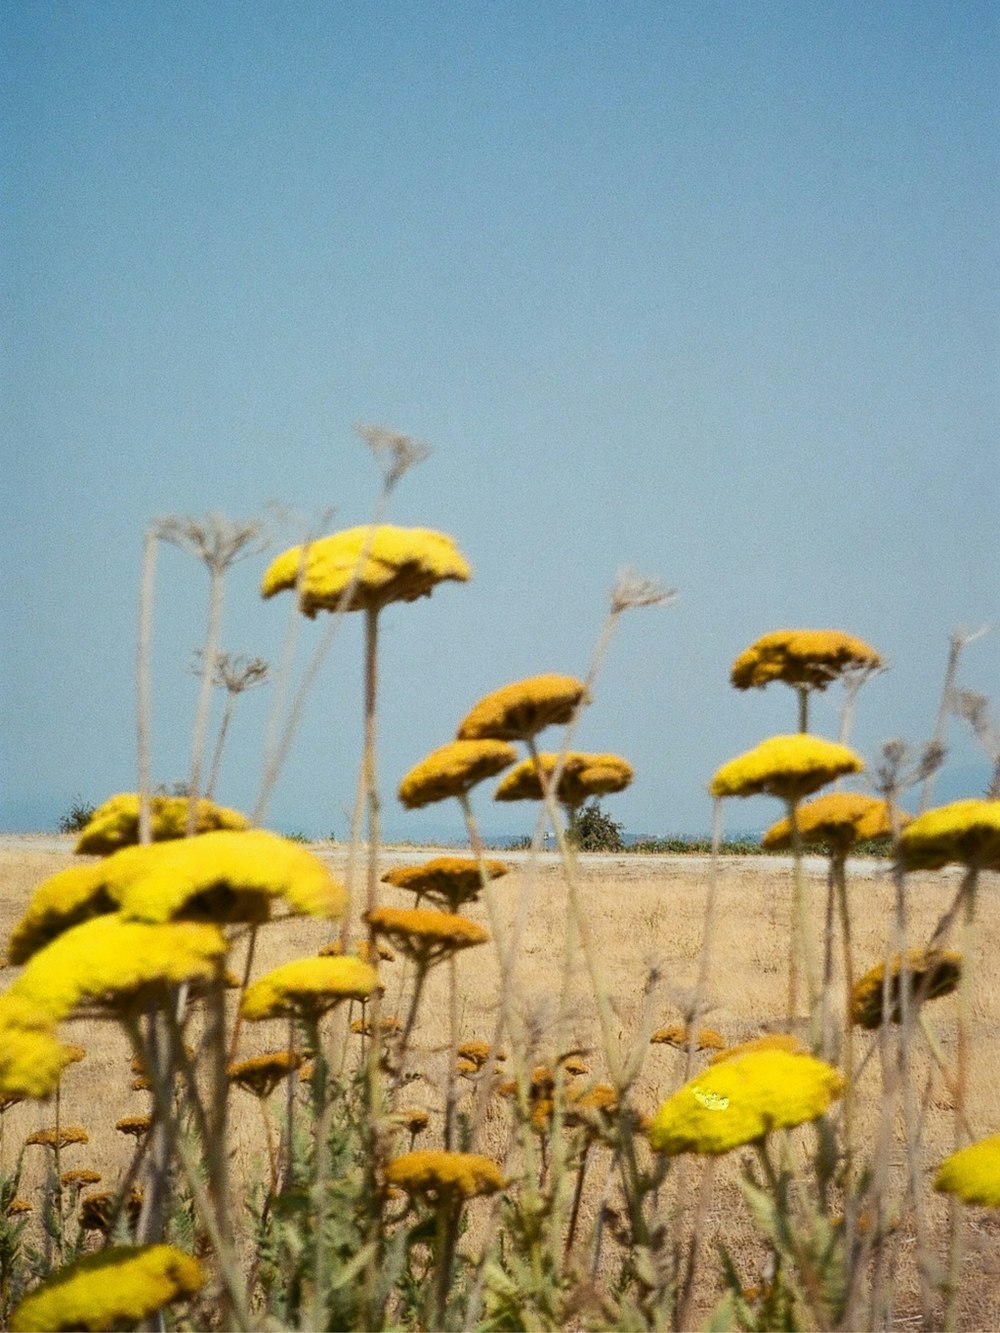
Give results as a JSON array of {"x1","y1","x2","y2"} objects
[
  {"x1": 850, "y1": 949, "x2": 962, "y2": 1028},
  {"x1": 26, "y1": 1125, "x2": 89, "y2": 1150},
  {"x1": 709, "y1": 735, "x2": 864, "y2": 802},
  {"x1": 385, "y1": 1150, "x2": 504, "y2": 1202},
  {"x1": 7, "y1": 864, "x2": 118, "y2": 966},
  {"x1": 0, "y1": 996, "x2": 91, "y2": 1100},
  {"x1": 261, "y1": 524, "x2": 471, "y2": 617},
  {"x1": 241, "y1": 955, "x2": 380, "y2": 1021},
  {"x1": 650, "y1": 1025, "x2": 726, "y2": 1052},
  {"x1": 228, "y1": 1050, "x2": 302, "y2": 1097},
  {"x1": 74, "y1": 792, "x2": 248, "y2": 856},
  {"x1": 382, "y1": 857, "x2": 509, "y2": 911},
  {"x1": 708, "y1": 1032, "x2": 808, "y2": 1065},
  {"x1": 398, "y1": 740, "x2": 518, "y2": 809},
  {"x1": 115, "y1": 1115, "x2": 152, "y2": 1139},
  {"x1": 762, "y1": 792, "x2": 901, "y2": 853},
  {"x1": 494, "y1": 752, "x2": 634, "y2": 808},
  {"x1": 9, "y1": 1243, "x2": 203, "y2": 1331},
  {"x1": 897, "y1": 800, "x2": 1000, "y2": 872},
  {"x1": 457, "y1": 674, "x2": 589, "y2": 741},
  {"x1": 77, "y1": 1191, "x2": 143, "y2": 1235},
  {"x1": 366, "y1": 906, "x2": 489, "y2": 966},
  {"x1": 934, "y1": 1135, "x2": 1000, "y2": 1207},
  {"x1": 730, "y1": 629, "x2": 883, "y2": 692},
  {"x1": 648, "y1": 1049, "x2": 844, "y2": 1156}
]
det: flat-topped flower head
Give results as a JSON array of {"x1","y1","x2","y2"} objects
[
  {"x1": 10, "y1": 1243, "x2": 204, "y2": 1332},
  {"x1": 366, "y1": 906, "x2": 489, "y2": 966},
  {"x1": 0, "y1": 997, "x2": 78, "y2": 1100},
  {"x1": 261, "y1": 524, "x2": 471, "y2": 617},
  {"x1": 398, "y1": 740, "x2": 517, "y2": 809},
  {"x1": 62, "y1": 1169, "x2": 102, "y2": 1189},
  {"x1": 26, "y1": 1125, "x2": 89, "y2": 1150},
  {"x1": 851, "y1": 949, "x2": 961, "y2": 1029},
  {"x1": 762, "y1": 792, "x2": 901, "y2": 853},
  {"x1": 648, "y1": 1049, "x2": 844, "y2": 1156},
  {"x1": 241, "y1": 955, "x2": 380, "y2": 1022},
  {"x1": 78, "y1": 1191, "x2": 144, "y2": 1235},
  {"x1": 898, "y1": 800, "x2": 1000, "y2": 872},
  {"x1": 731, "y1": 629, "x2": 883, "y2": 692},
  {"x1": 10, "y1": 916, "x2": 227, "y2": 1023},
  {"x1": 385, "y1": 1150, "x2": 504, "y2": 1202},
  {"x1": 457, "y1": 1040, "x2": 506, "y2": 1071},
  {"x1": 100, "y1": 829, "x2": 347, "y2": 925},
  {"x1": 708, "y1": 1033, "x2": 808, "y2": 1064},
  {"x1": 228, "y1": 1050, "x2": 302, "y2": 1098},
  {"x1": 457, "y1": 674, "x2": 589, "y2": 741},
  {"x1": 494, "y1": 752, "x2": 633, "y2": 808},
  {"x1": 650, "y1": 1025, "x2": 726, "y2": 1052},
  {"x1": 74, "y1": 792, "x2": 248, "y2": 856},
  {"x1": 382, "y1": 857, "x2": 509, "y2": 911},
  {"x1": 709, "y1": 735, "x2": 864, "y2": 803},
  {"x1": 8, "y1": 864, "x2": 119, "y2": 966},
  {"x1": 935, "y1": 1135, "x2": 1000, "y2": 1207},
  {"x1": 115, "y1": 1115, "x2": 152, "y2": 1139}
]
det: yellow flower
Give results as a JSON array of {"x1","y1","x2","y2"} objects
[
  {"x1": 762, "y1": 792, "x2": 901, "y2": 853},
  {"x1": 78, "y1": 1191, "x2": 143, "y2": 1234},
  {"x1": 241, "y1": 955, "x2": 380, "y2": 1021},
  {"x1": 10, "y1": 1243, "x2": 203, "y2": 1332},
  {"x1": 648, "y1": 1049, "x2": 844, "y2": 1156},
  {"x1": 61, "y1": 1169, "x2": 102, "y2": 1189},
  {"x1": 382, "y1": 856, "x2": 509, "y2": 910},
  {"x1": 934, "y1": 1135, "x2": 1000, "y2": 1207},
  {"x1": 394, "y1": 1107, "x2": 431, "y2": 1136},
  {"x1": 228, "y1": 1050, "x2": 302, "y2": 1097},
  {"x1": 494, "y1": 752, "x2": 633, "y2": 808},
  {"x1": 398, "y1": 740, "x2": 518, "y2": 808},
  {"x1": 708, "y1": 1033, "x2": 808, "y2": 1064},
  {"x1": 730, "y1": 629, "x2": 883, "y2": 692},
  {"x1": 709, "y1": 735, "x2": 864, "y2": 802},
  {"x1": 26, "y1": 1125, "x2": 89, "y2": 1150},
  {"x1": 898, "y1": 800, "x2": 1000, "y2": 872},
  {"x1": 850, "y1": 949, "x2": 961, "y2": 1029},
  {"x1": 0, "y1": 997, "x2": 78, "y2": 1100},
  {"x1": 650, "y1": 1025, "x2": 726, "y2": 1052},
  {"x1": 385, "y1": 1150, "x2": 505, "y2": 1202},
  {"x1": 456, "y1": 1040, "x2": 506, "y2": 1070},
  {"x1": 7, "y1": 863, "x2": 118, "y2": 965},
  {"x1": 74, "y1": 792, "x2": 248, "y2": 855},
  {"x1": 6, "y1": 1199, "x2": 31, "y2": 1216},
  {"x1": 457, "y1": 674, "x2": 589, "y2": 741},
  {"x1": 101, "y1": 829, "x2": 347, "y2": 924},
  {"x1": 10, "y1": 916, "x2": 227, "y2": 1023},
  {"x1": 366, "y1": 906, "x2": 489, "y2": 965},
  {"x1": 115, "y1": 1115, "x2": 152, "y2": 1139},
  {"x1": 261, "y1": 524, "x2": 471, "y2": 617}
]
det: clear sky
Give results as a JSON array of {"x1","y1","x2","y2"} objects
[{"x1": 4, "y1": 1, "x2": 998, "y2": 842}]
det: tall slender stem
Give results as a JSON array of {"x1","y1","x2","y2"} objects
[{"x1": 186, "y1": 567, "x2": 225, "y2": 833}]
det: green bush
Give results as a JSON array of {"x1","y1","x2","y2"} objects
[
  {"x1": 57, "y1": 796, "x2": 96, "y2": 834},
  {"x1": 567, "y1": 800, "x2": 625, "y2": 852}
]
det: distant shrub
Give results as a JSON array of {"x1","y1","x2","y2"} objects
[
  {"x1": 568, "y1": 800, "x2": 625, "y2": 852},
  {"x1": 57, "y1": 797, "x2": 96, "y2": 834}
]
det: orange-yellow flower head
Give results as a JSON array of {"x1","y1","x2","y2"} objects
[
  {"x1": 730, "y1": 629, "x2": 883, "y2": 693},
  {"x1": 261, "y1": 524, "x2": 471, "y2": 617},
  {"x1": 7, "y1": 863, "x2": 119, "y2": 966},
  {"x1": 850, "y1": 949, "x2": 961, "y2": 1029},
  {"x1": 648, "y1": 1049, "x2": 844, "y2": 1156},
  {"x1": 762, "y1": 792, "x2": 901, "y2": 853},
  {"x1": 366, "y1": 906, "x2": 489, "y2": 966},
  {"x1": 709, "y1": 735, "x2": 864, "y2": 803},
  {"x1": 708, "y1": 1033, "x2": 808, "y2": 1065},
  {"x1": 228, "y1": 1050, "x2": 302, "y2": 1097},
  {"x1": 382, "y1": 857, "x2": 509, "y2": 911},
  {"x1": 0, "y1": 995, "x2": 78, "y2": 1100},
  {"x1": 74, "y1": 792, "x2": 248, "y2": 856},
  {"x1": 934, "y1": 1135, "x2": 1000, "y2": 1208},
  {"x1": 385, "y1": 1150, "x2": 504, "y2": 1202},
  {"x1": 10, "y1": 1244, "x2": 204, "y2": 1332},
  {"x1": 897, "y1": 800, "x2": 1000, "y2": 872},
  {"x1": 494, "y1": 752, "x2": 633, "y2": 808},
  {"x1": 650, "y1": 1025, "x2": 726, "y2": 1052},
  {"x1": 457, "y1": 674, "x2": 589, "y2": 741},
  {"x1": 241, "y1": 955, "x2": 381, "y2": 1022},
  {"x1": 398, "y1": 740, "x2": 518, "y2": 809}
]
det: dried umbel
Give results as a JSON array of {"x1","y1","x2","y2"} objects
[
  {"x1": 115, "y1": 1114, "x2": 152, "y2": 1139},
  {"x1": 26, "y1": 1125, "x2": 89, "y2": 1150},
  {"x1": 385, "y1": 1150, "x2": 505, "y2": 1202},
  {"x1": 228, "y1": 1050, "x2": 302, "y2": 1098},
  {"x1": 709, "y1": 735, "x2": 864, "y2": 803},
  {"x1": 74, "y1": 792, "x2": 248, "y2": 856},
  {"x1": 730, "y1": 629, "x2": 883, "y2": 692},
  {"x1": 650, "y1": 1024, "x2": 726, "y2": 1052},
  {"x1": 241, "y1": 956, "x2": 381, "y2": 1021},
  {"x1": 898, "y1": 799, "x2": 1000, "y2": 871},
  {"x1": 457, "y1": 674, "x2": 589, "y2": 741},
  {"x1": 494, "y1": 752, "x2": 633, "y2": 809},
  {"x1": 366, "y1": 906, "x2": 489, "y2": 967},
  {"x1": 762, "y1": 792, "x2": 901, "y2": 853},
  {"x1": 850, "y1": 949, "x2": 962, "y2": 1029},
  {"x1": 261, "y1": 524, "x2": 471, "y2": 617},
  {"x1": 398, "y1": 740, "x2": 518, "y2": 809},
  {"x1": 382, "y1": 856, "x2": 509, "y2": 911},
  {"x1": 935, "y1": 1135, "x2": 1000, "y2": 1207}
]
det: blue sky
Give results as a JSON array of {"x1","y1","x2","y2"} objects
[{"x1": 4, "y1": 1, "x2": 997, "y2": 841}]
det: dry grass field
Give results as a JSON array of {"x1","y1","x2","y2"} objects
[{"x1": 3, "y1": 840, "x2": 999, "y2": 1328}]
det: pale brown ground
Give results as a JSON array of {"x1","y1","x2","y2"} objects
[{"x1": 1, "y1": 843, "x2": 998, "y2": 1329}]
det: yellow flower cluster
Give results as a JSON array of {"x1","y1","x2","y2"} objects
[
  {"x1": 382, "y1": 856, "x2": 509, "y2": 910},
  {"x1": 228, "y1": 1050, "x2": 302, "y2": 1097},
  {"x1": 730, "y1": 629, "x2": 883, "y2": 692},
  {"x1": 0, "y1": 997, "x2": 78, "y2": 1100},
  {"x1": 115, "y1": 1115, "x2": 152, "y2": 1139},
  {"x1": 850, "y1": 949, "x2": 961, "y2": 1029},
  {"x1": 934, "y1": 1135, "x2": 1000, "y2": 1207},
  {"x1": 366, "y1": 906, "x2": 489, "y2": 965},
  {"x1": 398, "y1": 739, "x2": 518, "y2": 808},
  {"x1": 385, "y1": 1150, "x2": 505, "y2": 1201},
  {"x1": 10, "y1": 1244, "x2": 203, "y2": 1332},
  {"x1": 261, "y1": 524, "x2": 471, "y2": 617},
  {"x1": 708, "y1": 1033, "x2": 807, "y2": 1064},
  {"x1": 762, "y1": 792, "x2": 899, "y2": 853},
  {"x1": 457, "y1": 674, "x2": 588, "y2": 741},
  {"x1": 75, "y1": 792, "x2": 248, "y2": 855},
  {"x1": 7, "y1": 863, "x2": 117, "y2": 965},
  {"x1": 648, "y1": 1049, "x2": 844, "y2": 1156},
  {"x1": 494, "y1": 751, "x2": 634, "y2": 808},
  {"x1": 898, "y1": 800, "x2": 1000, "y2": 872},
  {"x1": 26, "y1": 1125, "x2": 89, "y2": 1149},
  {"x1": 650, "y1": 1025, "x2": 726, "y2": 1052},
  {"x1": 241, "y1": 955, "x2": 381, "y2": 1021},
  {"x1": 709, "y1": 735, "x2": 864, "y2": 802}
]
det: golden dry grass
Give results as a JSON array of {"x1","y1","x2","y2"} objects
[{"x1": 2, "y1": 844, "x2": 998, "y2": 1327}]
